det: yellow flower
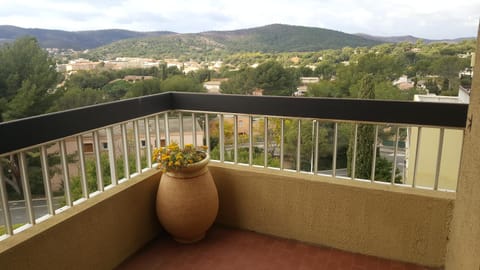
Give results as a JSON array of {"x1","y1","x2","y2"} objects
[{"x1": 153, "y1": 142, "x2": 208, "y2": 172}]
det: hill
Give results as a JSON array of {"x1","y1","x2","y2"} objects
[
  {"x1": 0, "y1": 25, "x2": 174, "y2": 50},
  {"x1": 2, "y1": 24, "x2": 473, "y2": 59},
  {"x1": 89, "y1": 24, "x2": 382, "y2": 59},
  {"x1": 202, "y1": 24, "x2": 380, "y2": 51},
  {"x1": 355, "y1": 33, "x2": 475, "y2": 44}
]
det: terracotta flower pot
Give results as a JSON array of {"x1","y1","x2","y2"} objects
[{"x1": 156, "y1": 154, "x2": 219, "y2": 243}]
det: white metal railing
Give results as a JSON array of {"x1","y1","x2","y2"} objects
[{"x1": 0, "y1": 109, "x2": 464, "y2": 241}]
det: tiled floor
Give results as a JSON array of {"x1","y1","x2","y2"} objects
[{"x1": 117, "y1": 226, "x2": 442, "y2": 270}]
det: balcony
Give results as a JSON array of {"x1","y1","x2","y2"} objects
[{"x1": 0, "y1": 92, "x2": 469, "y2": 269}]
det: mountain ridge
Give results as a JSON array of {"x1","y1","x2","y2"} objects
[
  {"x1": 354, "y1": 33, "x2": 474, "y2": 44},
  {"x1": 0, "y1": 24, "x2": 475, "y2": 55},
  {"x1": 89, "y1": 24, "x2": 383, "y2": 59},
  {"x1": 0, "y1": 25, "x2": 175, "y2": 50}
]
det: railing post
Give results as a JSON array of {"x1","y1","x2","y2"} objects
[
  {"x1": 313, "y1": 120, "x2": 319, "y2": 174},
  {"x1": 106, "y1": 127, "x2": 118, "y2": 185},
  {"x1": 164, "y1": 113, "x2": 170, "y2": 146},
  {"x1": 179, "y1": 113, "x2": 184, "y2": 148},
  {"x1": 121, "y1": 124, "x2": 130, "y2": 180},
  {"x1": 40, "y1": 145, "x2": 54, "y2": 215},
  {"x1": 19, "y1": 152, "x2": 35, "y2": 224},
  {"x1": 204, "y1": 113, "x2": 210, "y2": 153},
  {"x1": 296, "y1": 119, "x2": 301, "y2": 172},
  {"x1": 219, "y1": 114, "x2": 225, "y2": 162},
  {"x1": 155, "y1": 115, "x2": 161, "y2": 148},
  {"x1": 192, "y1": 113, "x2": 197, "y2": 147},
  {"x1": 434, "y1": 128, "x2": 445, "y2": 190},
  {"x1": 76, "y1": 136, "x2": 89, "y2": 199},
  {"x1": 93, "y1": 131, "x2": 104, "y2": 192},
  {"x1": 133, "y1": 120, "x2": 141, "y2": 174},
  {"x1": 280, "y1": 118, "x2": 285, "y2": 170},
  {"x1": 264, "y1": 117, "x2": 269, "y2": 168},
  {"x1": 352, "y1": 124, "x2": 358, "y2": 180},
  {"x1": 60, "y1": 140, "x2": 72, "y2": 206},
  {"x1": 371, "y1": 125, "x2": 379, "y2": 182},
  {"x1": 332, "y1": 123, "x2": 338, "y2": 177},
  {"x1": 145, "y1": 118, "x2": 152, "y2": 168},
  {"x1": 0, "y1": 163, "x2": 13, "y2": 235},
  {"x1": 391, "y1": 127, "x2": 400, "y2": 184},
  {"x1": 234, "y1": 115, "x2": 238, "y2": 164},
  {"x1": 412, "y1": 127, "x2": 422, "y2": 188},
  {"x1": 249, "y1": 116, "x2": 253, "y2": 166}
]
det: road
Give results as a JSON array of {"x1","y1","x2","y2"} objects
[
  {"x1": 0, "y1": 198, "x2": 63, "y2": 225},
  {"x1": 1, "y1": 147, "x2": 406, "y2": 226},
  {"x1": 318, "y1": 146, "x2": 406, "y2": 179}
]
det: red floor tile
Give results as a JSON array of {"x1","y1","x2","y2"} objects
[{"x1": 116, "y1": 226, "x2": 442, "y2": 270}]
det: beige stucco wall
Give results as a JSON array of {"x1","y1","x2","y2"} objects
[
  {"x1": 445, "y1": 28, "x2": 480, "y2": 270},
  {"x1": 209, "y1": 163, "x2": 454, "y2": 267},
  {"x1": 406, "y1": 127, "x2": 463, "y2": 190},
  {"x1": 0, "y1": 160, "x2": 456, "y2": 268},
  {"x1": 0, "y1": 169, "x2": 162, "y2": 270}
]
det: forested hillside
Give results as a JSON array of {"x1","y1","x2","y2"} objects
[
  {"x1": 0, "y1": 35, "x2": 475, "y2": 123},
  {"x1": 88, "y1": 24, "x2": 381, "y2": 59},
  {"x1": 0, "y1": 25, "x2": 174, "y2": 50}
]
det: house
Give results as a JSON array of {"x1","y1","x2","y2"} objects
[
  {"x1": 203, "y1": 79, "x2": 228, "y2": 94},
  {"x1": 183, "y1": 60, "x2": 202, "y2": 73},
  {"x1": 300, "y1": 77, "x2": 319, "y2": 84},
  {"x1": 252, "y1": 88, "x2": 264, "y2": 96},
  {"x1": 294, "y1": 85, "x2": 308, "y2": 96},
  {"x1": 203, "y1": 81, "x2": 222, "y2": 94},
  {"x1": 123, "y1": 75, "x2": 154, "y2": 82},
  {"x1": 393, "y1": 75, "x2": 414, "y2": 90}
]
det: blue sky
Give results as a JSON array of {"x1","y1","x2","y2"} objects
[{"x1": 0, "y1": 0, "x2": 478, "y2": 39}]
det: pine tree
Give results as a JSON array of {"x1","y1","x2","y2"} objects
[
  {"x1": 0, "y1": 37, "x2": 59, "y2": 121},
  {"x1": 347, "y1": 74, "x2": 375, "y2": 179}
]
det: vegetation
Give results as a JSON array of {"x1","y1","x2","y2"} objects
[
  {"x1": 347, "y1": 74, "x2": 376, "y2": 179},
  {"x1": 0, "y1": 223, "x2": 24, "y2": 235},
  {"x1": 69, "y1": 152, "x2": 147, "y2": 201},
  {"x1": 0, "y1": 35, "x2": 474, "y2": 198},
  {"x1": 87, "y1": 24, "x2": 381, "y2": 60},
  {"x1": 0, "y1": 25, "x2": 174, "y2": 50},
  {"x1": 0, "y1": 37, "x2": 60, "y2": 122},
  {"x1": 152, "y1": 143, "x2": 207, "y2": 173}
]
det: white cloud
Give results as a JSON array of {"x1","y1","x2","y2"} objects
[{"x1": 0, "y1": 0, "x2": 477, "y2": 39}]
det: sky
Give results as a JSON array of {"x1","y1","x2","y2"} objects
[{"x1": 0, "y1": 0, "x2": 478, "y2": 40}]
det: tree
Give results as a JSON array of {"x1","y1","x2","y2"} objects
[
  {"x1": 314, "y1": 62, "x2": 336, "y2": 80},
  {"x1": 255, "y1": 61, "x2": 298, "y2": 95},
  {"x1": 49, "y1": 87, "x2": 107, "y2": 112},
  {"x1": 220, "y1": 68, "x2": 257, "y2": 95},
  {"x1": 124, "y1": 78, "x2": 163, "y2": 98},
  {"x1": 425, "y1": 79, "x2": 440, "y2": 95},
  {"x1": 307, "y1": 81, "x2": 340, "y2": 97},
  {"x1": 102, "y1": 80, "x2": 133, "y2": 100},
  {"x1": 160, "y1": 75, "x2": 204, "y2": 92},
  {"x1": 1, "y1": 146, "x2": 63, "y2": 200},
  {"x1": 0, "y1": 37, "x2": 59, "y2": 121},
  {"x1": 64, "y1": 70, "x2": 111, "y2": 90},
  {"x1": 69, "y1": 153, "x2": 144, "y2": 201},
  {"x1": 347, "y1": 74, "x2": 375, "y2": 179},
  {"x1": 430, "y1": 56, "x2": 466, "y2": 91}
]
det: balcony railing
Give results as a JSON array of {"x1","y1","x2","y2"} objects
[{"x1": 0, "y1": 92, "x2": 467, "y2": 241}]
